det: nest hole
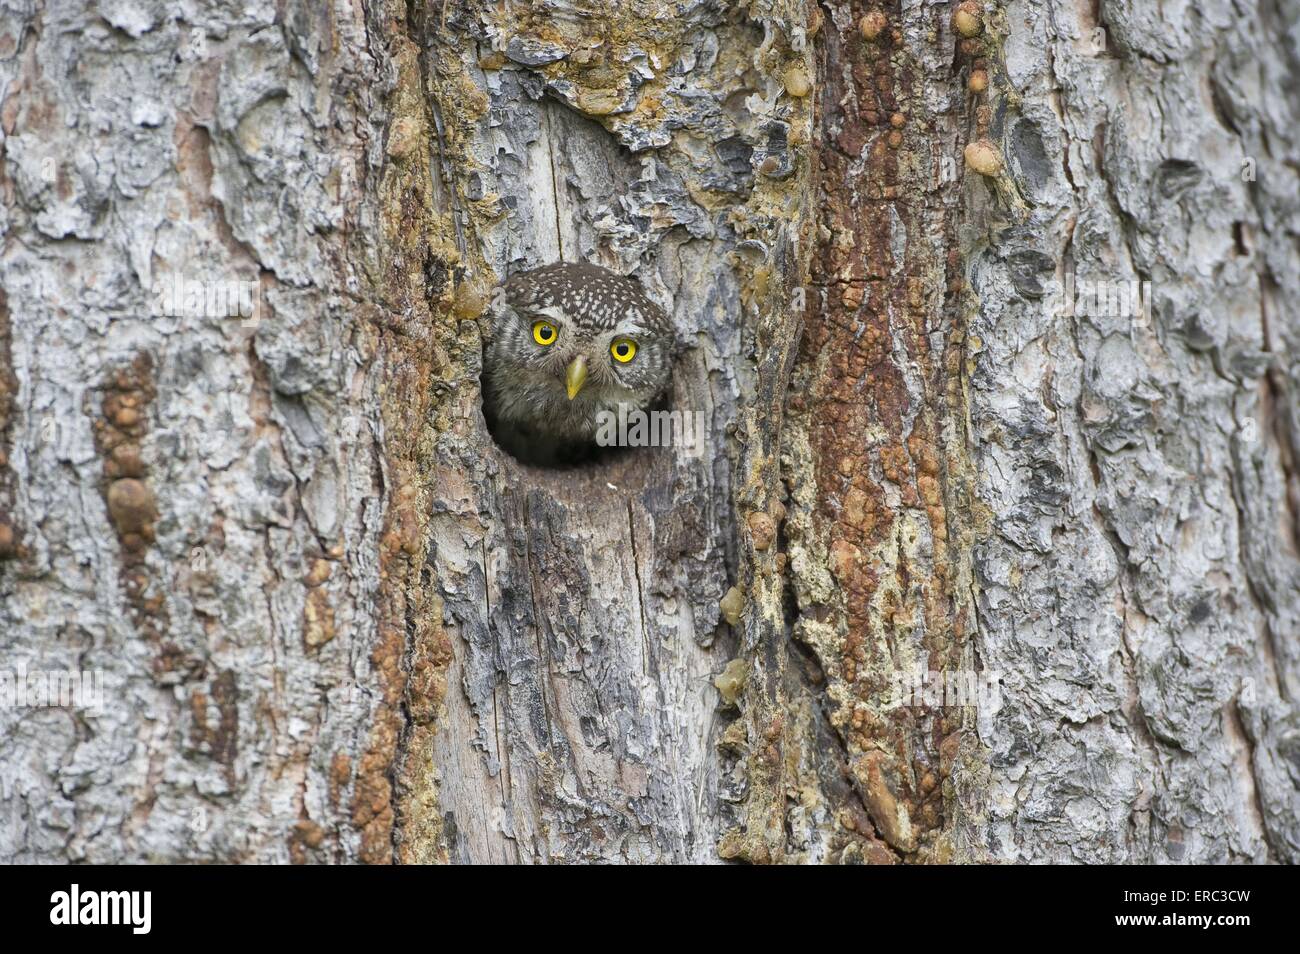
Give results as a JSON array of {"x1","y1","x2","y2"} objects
[{"x1": 479, "y1": 374, "x2": 694, "y2": 498}]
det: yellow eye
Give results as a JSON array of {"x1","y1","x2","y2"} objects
[
  {"x1": 532, "y1": 321, "x2": 558, "y2": 346},
  {"x1": 611, "y1": 338, "x2": 637, "y2": 363}
]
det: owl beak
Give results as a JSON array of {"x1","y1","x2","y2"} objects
[{"x1": 564, "y1": 355, "x2": 588, "y2": 400}]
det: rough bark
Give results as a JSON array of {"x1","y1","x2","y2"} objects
[
  {"x1": 1, "y1": 0, "x2": 1297, "y2": 864},
  {"x1": 0, "y1": 0, "x2": 397, "y2": 863}
]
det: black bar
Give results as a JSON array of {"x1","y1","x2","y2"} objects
[{"x1": 1, "y1": 864, "x2": 1277, "y2": 940}]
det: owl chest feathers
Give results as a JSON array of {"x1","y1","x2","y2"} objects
[{"x1": 487, "y1": 362, "x2": 633, "y2": 442}]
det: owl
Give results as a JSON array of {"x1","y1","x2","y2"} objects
[{"x1": 482, "y1": 262, "x2": 675, "y2": 463}]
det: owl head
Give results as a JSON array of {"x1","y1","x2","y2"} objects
[{"x1": 483, "y1": 262, "x2": 675, "y2": 452}]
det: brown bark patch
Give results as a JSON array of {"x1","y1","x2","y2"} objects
[
  {"x1": 190, "y1": 669, "x2": 240, "y2": 786},
  {"x1": 0, "y1": 290, "x2": 18, "y2": 561},
  {"x1": 92, "y1": 354, "x2": 198, "y2": 680},
  {"x1": 786, "y1": 1, "x2": 982, "y2": 861}
]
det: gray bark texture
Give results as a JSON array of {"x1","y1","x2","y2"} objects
[{"x1": 0, "y1": 0, "x2": 1297, "y2": 864}]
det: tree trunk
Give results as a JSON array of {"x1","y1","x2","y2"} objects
[{"x1": 1, "y1": 0, "x2": 1296, "y2": 864}]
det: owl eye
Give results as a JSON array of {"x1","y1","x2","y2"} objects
[
  {"x1": 610, "y1": 338, "x2": 637, "y2": 363},
  {"x1": 532, "y1": 320, "x2": 558, "y2": 346}
]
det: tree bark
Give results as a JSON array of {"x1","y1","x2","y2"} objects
[{"x1": 1, "y1": 0, "x2": 1297, "y2": 864}]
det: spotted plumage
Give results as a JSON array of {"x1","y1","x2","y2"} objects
[{"x1": 482, "y1": 262, "x2": 675, "y2": 463}]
